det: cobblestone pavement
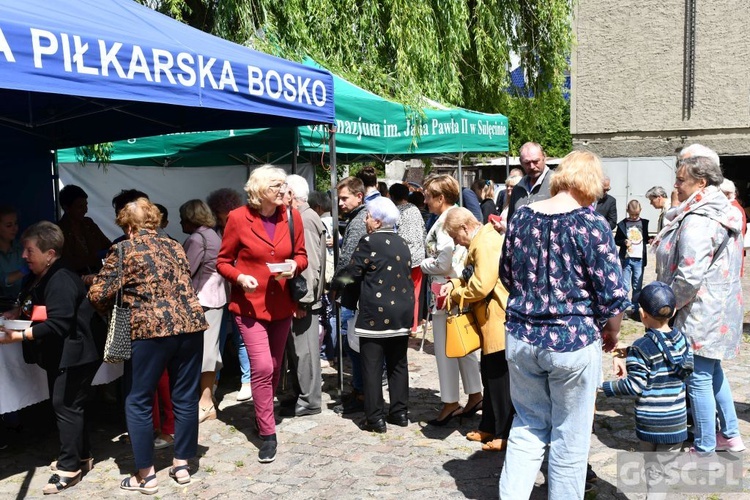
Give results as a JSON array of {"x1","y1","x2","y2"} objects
[{"x1": 1, "y1": 260, "x2": 749, "y2": 499}]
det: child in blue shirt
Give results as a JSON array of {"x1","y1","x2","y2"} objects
[{"x1": 602, "y1": 281, "x2": 693, "y2": 496}]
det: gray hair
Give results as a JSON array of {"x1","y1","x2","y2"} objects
[
  {"x1": 677, "y1": 155, "x2": 724, "y2": 187},
  {"x1": 720, "y1": 178, "x2": 737, "y2": 200},
  {"x1": 366, "y1": 196, "x2": 400, "y2": 228},
  {"x1": 679, "y1": 143, "x2": 720, "y2": 168},
  {"x1": 285, "y1": 174, "x2": 310, "y2": 202},
  {"x1": 21, "y1": 221, "x2": 64, "y2": 255},
  {"x1": 645, "y1": 186, "x2": 668, "y2": 199}
]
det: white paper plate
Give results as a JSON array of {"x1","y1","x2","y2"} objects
[
  {"x1": 4, "y1": 319, "x2": 32, "y2": 331},
  {"x1": 266, "y1": 262, "x2": 293, "y2": 273}
]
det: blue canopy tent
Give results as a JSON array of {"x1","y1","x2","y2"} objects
[{"x1": 0, "y1": 0, "x2": 335, "y2": 224}]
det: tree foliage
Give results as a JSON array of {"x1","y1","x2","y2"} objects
[{"x1": 139, "y1": 0, "x2": 572, "y2": 129}]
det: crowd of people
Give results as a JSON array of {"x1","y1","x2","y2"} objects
[{"x1": 0, "y1": 142, "x2": 746, "y2": 498}]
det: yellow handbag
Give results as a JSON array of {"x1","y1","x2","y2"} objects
[{"x1": 444, "y1": 295, "x2": 481, "y2": 358}]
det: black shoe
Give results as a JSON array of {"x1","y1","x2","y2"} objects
[
  {"x1": 427, "y1": 406, "x2": 463, "y2": 427},
  {"x1": 280, "y1": 405, "x2": 322, "y2": 417},
  {"x1": 358, "y1": 418, "x2": 387, "y2": 433},
  {"x1": 258, "y1": 435, "x2": 277, "y2": 463},
  {"x1": 386, "y1": 413, "x2": 408, "y2": 427},
  {"x1": 586, "y1": 463, "x2": 598, "y2": 483},
  {"x1": 334, "y1": 397, "x2": 365, "y2": 415},
  {"x1": 341, "y1": 389, "x2": 363, "y2": 403}
]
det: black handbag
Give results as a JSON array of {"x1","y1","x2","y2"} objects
[
  {"x1": 103, "y1": 243, "x2": 132, "y2": 363},
  {"x1": 287, "y1": 208, "x2": 308, "y2": 301}
]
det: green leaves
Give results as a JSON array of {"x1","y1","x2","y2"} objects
[{"x1": 138, "y1": 0, "x2": 573, "y2": 154}]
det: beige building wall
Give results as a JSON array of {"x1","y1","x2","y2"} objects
[{"x1": 571, "y1": 0, "x2": 750, "y2": 157}]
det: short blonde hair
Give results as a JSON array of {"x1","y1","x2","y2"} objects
[
  {"x1": 179, "y1": 199, "x2": 216, "y2": 228},
  {"x1": 116, "y1": 198, "x2": 162, "y2": 231},
  {"x1": 549, "y1": 151, "x2": 604, "y2": 206},
  {"x1": 443, "y1": 207, "x2": 482, "y2": 236},
  {"x1": 423, "y1": 174, "x2": 460, "y2": 205},
  {"x1": 627, "y1": 200, "x2": 641, "y2": 213},
  {"x1": 244, "y1": 165, "x2": 287, "y2": 210}
]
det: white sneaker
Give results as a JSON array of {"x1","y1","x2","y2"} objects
[{"x1": 237, "y1": 383, "x2": 253, "y2": 402}]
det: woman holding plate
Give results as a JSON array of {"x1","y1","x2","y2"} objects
[
  {"x1": 217, "y1": 165, "x2": 307, "y2": 463},
  {"x1": 0, "y1": 221, "x2": 102, "y2": 495}
]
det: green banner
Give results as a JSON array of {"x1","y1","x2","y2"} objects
[
  {"x1": 58, "y1": 59, "x2": 508, "y2": 166},
  {"x1": 300, "y1": 58, "x2": 508, "y2": 156}
]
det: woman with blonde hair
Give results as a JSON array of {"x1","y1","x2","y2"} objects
[
  {"x1": 440, "y1": 208, "x2": 514, "y2": 452},
  {"x1": 498, "y1": 151, "x2": 627, "y2": 498},
  {"x1": 217, "y1": 165, "x2": 307, "y2": 463},
  {"x1": 420, "y1": 174, "x2": 482, "y2": 426},
  {"x1": 89, "y1": 198, "x2": 207, "y2": 493},
  {"x1": 179, "y1": 199, "x2": 226, "y2": 422}
]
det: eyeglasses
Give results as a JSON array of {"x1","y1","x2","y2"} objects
[{"x1": 268, "y1": 183, "x2": 288, "y2": 192}]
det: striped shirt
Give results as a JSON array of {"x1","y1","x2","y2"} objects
[{"x1": 602, "y1": 327, "x2": 694, "y2": 444}]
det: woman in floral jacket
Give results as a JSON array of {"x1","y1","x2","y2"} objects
[
  {"x1": 654, "y1": 154, "x2": 745, "y2": 454},
  {"x1": 89, "y1": 198, "x2": 207, "y2": 494}
]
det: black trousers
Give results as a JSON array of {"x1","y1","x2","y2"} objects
[
  {"x1": 47, "y1": 360, "x2": 101, "y2": 472},
  {"x1": 478, "y1": 350, "x2": 514, "y2": 438},
  {"x1": 360, "y1": 336, "x2": 409, "y2": 423}
]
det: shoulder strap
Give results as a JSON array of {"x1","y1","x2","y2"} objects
[
  {"x1": 116, "y1": 242, "x2": 124, "y2": 307},
  {"x1": 287, "y1": 207, "x2": 295, "y2": 247},
  {"x1": 709, "y1": 230, "x2": 731, "y2": 269}
]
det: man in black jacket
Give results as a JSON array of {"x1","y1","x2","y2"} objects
[{"x1": 594, "y1": 175, "x2": 617, "y2": 230}]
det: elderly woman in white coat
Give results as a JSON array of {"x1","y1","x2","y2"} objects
[
  {"x1": 420, "y1": 174, "x2": 482, "y2": 426},
  {"x1": 654, "y1": 154, "x2": 745, "y2": 454}
]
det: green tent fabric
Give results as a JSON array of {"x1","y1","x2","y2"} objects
[
  {"x1": 299, "y1": 58, "x2": 508, "y2": 160},
  {"x1": 56, "y1": 128, "x2": 296, "y2": 167},
  {"x1": 57, "y1": 60, "x2": 508, "y2": 166}
]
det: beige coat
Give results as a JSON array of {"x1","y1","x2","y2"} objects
[{"x1": 450, "y1": 223, "x2": 508, "y2": 354}]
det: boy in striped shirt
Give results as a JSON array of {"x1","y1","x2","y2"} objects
[{"x1": 602, "y1": 282, "x2": 693, "y2": 491}]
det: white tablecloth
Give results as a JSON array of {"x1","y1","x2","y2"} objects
[
  {"x1": 0, "y1": 342, "x2": 48, "y2": 414},
  {"x1": 0, "y1": 344, "x2": 123, "y2": 414}
]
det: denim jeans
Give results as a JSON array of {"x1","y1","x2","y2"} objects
[
  {"x1": 218, "y1": 306, "x2": 251, "y2": 384},
  {"x1": 621, "y1": 257, "x2": 644, "y2": 312},
  {"x1": 687, "y1": 355, "x2": 740, "y2": 452},
  {"x1": 125, "y1": 333, "x2": 203, "y2": 469},
  {"x1": 499, "y1": 335, "x2": 602, "y2": 500}
]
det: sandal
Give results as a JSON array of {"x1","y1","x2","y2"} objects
[
  {"x1": 154, "y1": 434, "x2": 174, "y2": 450},
  {"x1": 169, "y1": 464, "x2": 191, "y2": 485},
  {"x1": 42, "y1": 470, "x2": 81, "y2": 495},
  {"x1": 199, "y1": 404, "x2": 217, "y2": 423},
  {"x1": 482, "y1": 438, "x2": 507, "y2": 452},
  {"x1": 459, "y1": 400, "x2": 483, "y2": 418},
  {"x1": 466, "y1": 430, "x2": 494, "y2": 443},
  {"x1": 120, "y1": 473, "x2": 158, "y2": 495}
]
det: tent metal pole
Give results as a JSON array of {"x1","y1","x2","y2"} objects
[
  {"x1": 505, "y1": 150, "x2": 510, "y2": 178},
  {"x1": 52, "y1": 150, "x2": 61, "y2": 221},
  {"x1": 291, "y1": 128, "x2": 298, "y2": 174},
  {"x1": 328, "y1": 125, "x2": 344, "y2": 396},
  {"x1": 457, "y1": 153, "x2": 464, "y2": 205}
]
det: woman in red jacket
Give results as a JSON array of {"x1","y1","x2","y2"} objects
[{"x1": 217, "y1": 165, "x2": 307, "y2": 463}]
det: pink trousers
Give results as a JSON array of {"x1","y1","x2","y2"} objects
[{"x1": 235, "y1": 315, "x2": 292, "y2": 437}]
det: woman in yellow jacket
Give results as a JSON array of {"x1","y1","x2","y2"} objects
[{"x1": 439, "y1": 207, "x2": 514, "y2": 452}]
